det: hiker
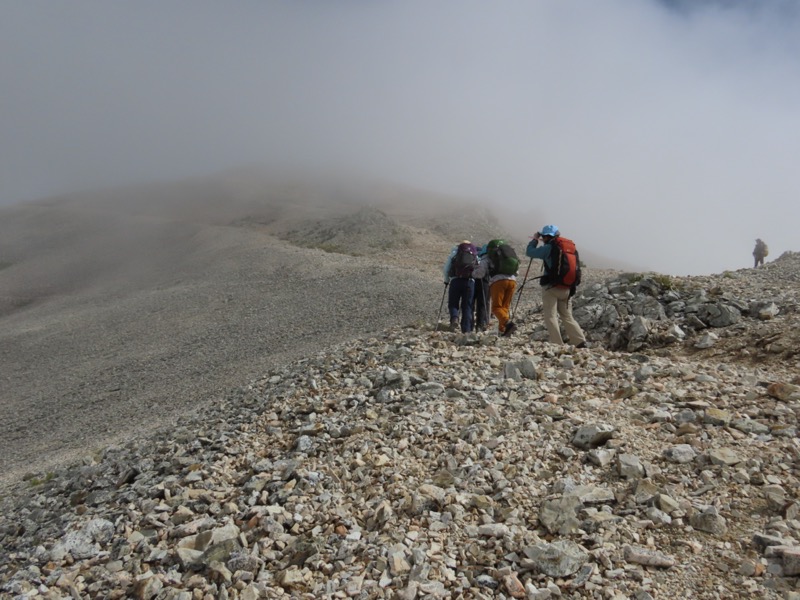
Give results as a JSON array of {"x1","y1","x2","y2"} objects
[
  {"x1": 526, "y1": 225, "x2": 587, "y2": 347},
  {"x1": 753, "y1": 238, "x2": 768, "y2": 268},
  {"x1": 474, "y1": 239, "x2": 519, "y2": 336},
  {"x1": 472, "y1": 244, "x2": 490, "y2": 332},
  {"x1": 443, "y1": 240, "x2": 478, "y2": 332}
]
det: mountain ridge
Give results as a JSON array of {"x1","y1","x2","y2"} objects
[{"x1": 1, "y1": 174, "x2": 799, "y2": 597}]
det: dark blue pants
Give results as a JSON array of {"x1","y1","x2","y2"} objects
[
  {"x1": 473, "y1": 278, "x2": 489, "y2": 329},
  {"x1": 448, "y1": 277, "x2": 475, "y2": 333}
]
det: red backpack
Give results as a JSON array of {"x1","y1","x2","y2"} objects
[{"x1": 547, "y1": 237, "x2": 581, "y2": 288}]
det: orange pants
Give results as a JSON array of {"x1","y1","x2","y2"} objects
[{"x1": 490, "y1": 279, "x2": 516, "y2": 333}]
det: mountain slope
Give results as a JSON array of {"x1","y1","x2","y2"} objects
[{"x1": 0, "y1": 174, "x2": 515, "y2": 486}]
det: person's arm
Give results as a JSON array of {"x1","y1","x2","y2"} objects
[
  {"x1": 526, "y1": 239, "x2": 550, "y2": 260},
  {"x1": 443, "y1": 249, "x2": 456, "y2": 283}
]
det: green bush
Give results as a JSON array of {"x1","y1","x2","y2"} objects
[
  {"x1": 650, "y1": 274, "x2": 674, "y2": 290},
  {"x1": 27, "y1": 472, "x2": 55, "y2": 486}
]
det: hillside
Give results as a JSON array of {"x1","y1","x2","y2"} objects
[
  {"x1": 1, "y1": 174, "x2": 799, "y2": 598},
  {"x1": 0, "y1": 173, "x2": 518, "y2": 488},
  {"x1": 0, "y1": 252, "x2": 799, "y2": 598}
]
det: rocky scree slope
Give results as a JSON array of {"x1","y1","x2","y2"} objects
[
  {"x1": 2, "y1": 256, "x2": 800, "y2": 599},
  {"x1": 0, "y1": 188, "x2": 505, "y2": 488}
]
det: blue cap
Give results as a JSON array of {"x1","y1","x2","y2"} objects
[{"x1": 540, "y1": 224, "x2": 559, "y2": 237}]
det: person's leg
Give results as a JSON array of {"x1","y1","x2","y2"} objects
[
  {"x1": 448, "y1": 279, "x2": 462, "y2": 329},
  {"x1": 541, "y1": 286, "x2": 564, "y2": 344},
  {"x1": 501, "y1": 280, "x2": 516, "y2": 312},
  {"x1": 475, "y1": 280, "x2": 488, "y2": 329},
  {"x1": 555, "y1": 287, "x2": 586, "y2": 345},
  {"x1": 459, "y1": 279, "x2": 475, "y2": 332},
  {"x1": 490, "y1": 281, "x2": 510, "y2": 334},
  {"x1": 500, "y1": 280, "x2": 517, "y2": 335}
]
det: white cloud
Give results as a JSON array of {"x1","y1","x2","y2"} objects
[{"x1": 1, "y1": 0, "x2": 798, "y2": 274}]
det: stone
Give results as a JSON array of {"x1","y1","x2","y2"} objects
[
  {"x1": 663, "y1": 444, "x2": 697, "y2": 464},
  {"x1": 763, "y1": 485, "x2": 787, "y2": 511},
  {"x1": 501, "y1": 572, "x2": 526, "y2": 598},
  {"x1": 587, "y1": 448, "x2": 616, "y2": 467},
  {"x1": 694, "y1": 332, "x2": 718, "y2": 349},
  {"x1": 227, "y1": 552, "x2": 261, "y2": 574},
  {"x1": 698, "y1": 303, "x2": 741, "y2": 327},
  {"x1": 767, "y1": 382, "x2": 800, "y2": 402},
  {"x1": 656, "y1": 494, "x2": 681, "y2": 514},
  {"x1": 525, "y1": 540, "x2": 589, "y2": 578},
  {"x1": 633, "y1": 478, "x2": 660, "y2": 504},
  {"x1": 623, "y1": 544, "x2": 675, "y2": 568},
  {"x1": 782, "y1": 549, "x2": 800, "y2": 577},
  {"x1": 690, "y1": 506, "x2": 727, "y2": 536},
  {"x1": 568, "y1": 484, "x2": 615, "y2": 505},
  {"x1": 708, "y1": 448, "x2": 741, "y2": 466},
  {"x1": 645, "y1": 506, "x2": 672, "y2": 526},
  {"x1": 278, "y1": 567, "x2": 306, "y2": 589},
  {"x1": 571, "y1": 423, "x2": 615, "y2": 450},
  {"x1": 539, "y1": 496, "x2": 582, "y2": 535},
  {"x1": 617, "y1": 453, "x2": 645, "y2": 479},
  {"x1": 732, "y1": 419, "x2": 770, "y2": 435},
  {"x1": 627, "y1": 316, "x2": 651, "y2": 351},
  {"x1": 133, "y1": 576, "x2": 163, "y2": 600},
  {"x1": 750, "y1": 301, "x2": 779, "y2": 320},
  {"x1": 504, "y1": 362, "x2": 522, "y2": 381},
  {"x1": 517, "y1": 358, "x2": 539, "y2": 380},
  {"x1": 703, "y1": 408, "x2": 731, "y2": 426},
  {"x1": 752, "y1": 533, "x2": 787, "y2": 550},
  {"x1": 478, "y1": 523, "x2": 510, "y2": 538}
]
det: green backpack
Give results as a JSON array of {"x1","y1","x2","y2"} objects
[{"x1": 487, "y1": 239, "x2": 520, "y2": 276}]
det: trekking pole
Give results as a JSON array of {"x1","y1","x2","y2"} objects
[
  {"x1": 482, "y1": 276, "x2": 489, "y2": 327},
  {"x1": 435, "y1": 282, "x2": 448, "y2": 330},
  {"x1": 510, "y1": 258, "x2": 533, "y2": 322},
  {"x1": 511, "y1": 273, "x2": 545, "y2": 320}
]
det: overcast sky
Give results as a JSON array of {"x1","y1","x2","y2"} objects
[{"x1": 2, "y1": 1, "x2": 799, "y2": 275}]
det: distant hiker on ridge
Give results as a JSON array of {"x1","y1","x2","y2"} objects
[
  {"x1": 443, "y1": 240, "x2": 478, "y2": 332},
  {"x1": 526, "y1": 225, "x2": 587, "y2": 348},
  {"x1": 753, "y1": 238, "x2": 769, "y2": 268},
  {"x1": 474, "y1": 239, "x2": 519, "y2": 336}
]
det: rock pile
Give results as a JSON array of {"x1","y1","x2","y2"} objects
[
  {"x1": 523, "y1": 252, "x2": 800, "y2": 366},
  {"x1": 2, "y1": 255, "x2": 800, "y2": 599}
]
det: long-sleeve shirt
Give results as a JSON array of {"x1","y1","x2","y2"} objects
[
  {"x1": 526, "y1": 239, "x2": 553, "y2": 267},
  {"x1": 442, "y1": 246, "x2": 458, "y2": 283},
  {"x1": 526, "y1": 239, "x2": 555, "y2": 287}
]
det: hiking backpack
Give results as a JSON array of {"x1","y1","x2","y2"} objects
[
  {"x1": 449, "y1": 242, "x2": 479, "y2": 278},
  {"x1": 545, "y1": 236, "x2": 581, "y2": 288},
  {"x1": 486, "y1": 239, "x2": 520, "y2": 276}
]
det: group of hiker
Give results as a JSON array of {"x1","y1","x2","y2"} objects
[
  {"x1": 442, "y1": 225, "x2": 586, "y2": 348},
  {"x1": 444, "y1": 228, "x2": 770, "y2": 345}
]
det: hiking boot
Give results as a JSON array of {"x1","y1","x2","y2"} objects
[
  {"x1": 575, "y1": 341, "x2": 588, "y2": 349},
  {"x1": 502, "y1": 321, "x2": 517, "y2": 337},
  {"x1": 449, "y1": 317, "x2": 459, "y2": 332}
]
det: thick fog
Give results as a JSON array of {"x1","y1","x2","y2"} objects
[{"x1": 2, "y1": 1, "x2": 799, "y2": 275}]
